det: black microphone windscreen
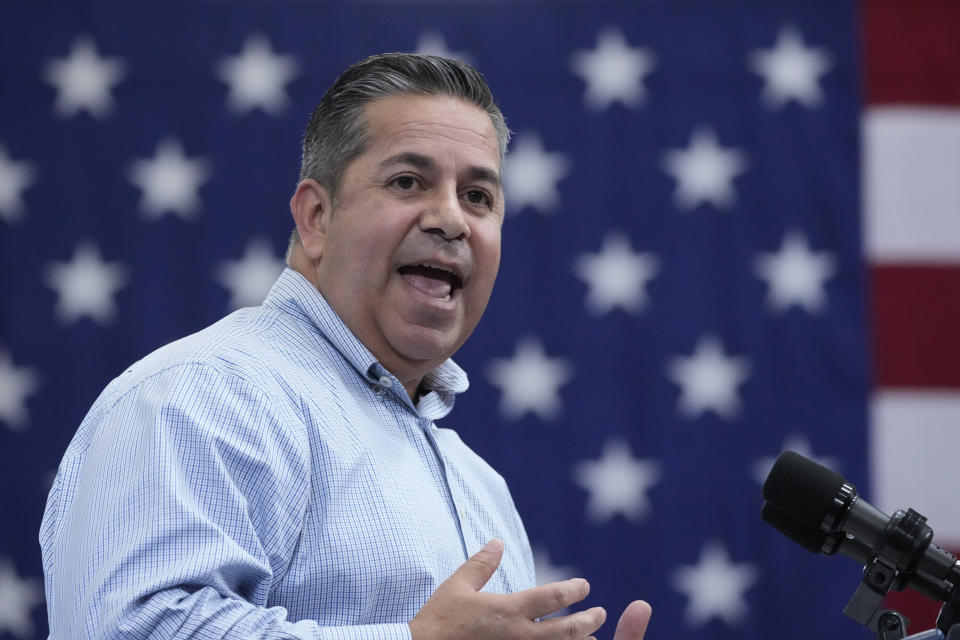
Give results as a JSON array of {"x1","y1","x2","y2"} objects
[
  {"x1": 761, "y1": 502, "x2": 833, "y2": 554},
  {"x1": 761, "y1": 451, "x2": 847, "y2": 529}
]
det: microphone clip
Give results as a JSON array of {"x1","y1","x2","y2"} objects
[{"x1": 844, "y1": 554, "x2": 909, "y2": 639}]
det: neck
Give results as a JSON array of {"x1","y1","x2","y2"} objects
[{"x1": 290, "y1": 248, "x2": 430, "y2": 403}]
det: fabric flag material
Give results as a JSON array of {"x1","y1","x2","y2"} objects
[
  {"x1": 865, "y1": 0, "x2": 960, "y2": 632},
  {"x1": 0, "y1": 1, "x2": 956, "y2": 638}
]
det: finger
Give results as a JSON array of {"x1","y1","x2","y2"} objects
[
  {"x1": 450, "y1": 538, "x2": 504, "y2": 592},
  {"x1": 532, "y1": 606, "x2": 606, "y2": 639},
  {"x1": 516, "y1": 578, "x2": 591, "y2": 619},
  {"x1": 612, "y1": 600, "x2": 652, "y2": 640}
]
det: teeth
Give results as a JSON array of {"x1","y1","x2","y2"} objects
[{"x1": 420, "y1": 263, "x2": 455, "y2": 276}]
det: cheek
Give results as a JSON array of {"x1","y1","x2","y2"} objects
[
  {"x1": 470, "y1": 226, "x2": 502, "y2": 296},
  {"x1": 335, "y1": 221, "x2": 398, "y2": 272},
  {"x1": 476, "y1": 223, "x2": 502, "y2": 269}
]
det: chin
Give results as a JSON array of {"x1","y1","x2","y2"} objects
[{"x1": 391, "y1": 326, "x2": 465, "y2": 364}]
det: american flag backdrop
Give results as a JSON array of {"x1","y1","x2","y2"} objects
[{"x1": 1, "y1": 1, "x2": 958, "y2": 638}]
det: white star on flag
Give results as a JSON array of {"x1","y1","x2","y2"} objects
[
  {"x1": 0, "y1": 144, "x2": 37, "y2": 223},
  {"x1": 504, "y1": 133, "x2": 570, "y2": 214},
  {"x1": 754, "y1": 230, "x2": 836, "y2": 313},
  {"x1": 749, "y1": 25, "x2": 833, "y2": 110},
  {"x1": 414, "y1": 31, "x2": 472, "y2": 64},
  {"x1": 574, "y1": 232, "x2": 659, "y2": 315},
  {"x1": 671, "y1": 541, "x2": 758, "y2": 628},
  {"x1": 42, "y1": 36, "x2": 126, "y2": 120},
  {"x1": 215, "y1": 238, "x2": 286, "y2": 309},
  {"x1": 45, "y1": 242, "x2": 129, "y2": 325},
  {"x1": 216, "y1": 34, "x2": 300, "y2": 116},
  {"x1": 533, "y1": 547, "x2": 576, "y2": 585},
  {"x1": 573, "y1": 439, "x2": 661, "y2": 523},
  {"x1": 486, "y1": 336, "x2": 573, "y2": 421},
  {"x1": 128, "y1": 138, "x2": 212, "y2": 220},
  {"x1": 667, "y1": 335, "x2": 751, "y2": 420},
  {"x1": 752, "y1": 435, "x2": 840, "y2": 485},
  {"x1": 661, "y1": 128, "x2": 748, "y2": 211},
  {"x1": 0, "y1": 350, "x2": 39, "y2": 431},
  {"x1": 0, "y1": 558, "x2": 43, "y2": 639},
  {"x1": 570, "y1": 28, "x2": 656, "y2": 110}
]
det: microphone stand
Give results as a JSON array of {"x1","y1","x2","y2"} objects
[{"x1": 837, "y1": 508, "x2": 960, "y2": 640}]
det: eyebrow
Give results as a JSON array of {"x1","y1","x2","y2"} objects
[
  {"x1": 464, "y1": 165, "x2": 501, "y2": 189},
  {"x1": 379, "y1": 152, "x2": 501, "y2": 188}
]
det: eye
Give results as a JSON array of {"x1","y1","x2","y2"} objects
[
  {"x1": 390, "y1": 175, "x2": 419, "y2": 191},
  {"x1": 464, "y1": 189, "x2": 492, "y2": 208}
]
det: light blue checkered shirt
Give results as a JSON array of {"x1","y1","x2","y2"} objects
[{"x1": 40, "y1": 268, "x2": 535, "y2": 639}]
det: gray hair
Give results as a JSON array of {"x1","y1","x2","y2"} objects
[{"x1": 288, "y1": 53, "x2": 510, "y2": 259}]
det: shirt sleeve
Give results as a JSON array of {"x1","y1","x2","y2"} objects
[{"x1": 42, "y1": 362, "x2": 412, "y2": 640}]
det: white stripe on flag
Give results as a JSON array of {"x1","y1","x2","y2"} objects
[
  {"x1": 864, "y1": 107, "x2": 960, "y2": 263},
  {"x1": 870, "y1": 391, "x2": 960, "y2": 545}
]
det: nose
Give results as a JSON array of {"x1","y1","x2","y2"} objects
[{"x1": 420, "y1": 188, "x2": 469, "y2": 241}]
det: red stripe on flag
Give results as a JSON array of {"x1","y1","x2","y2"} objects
[
  {"x1": 865, "y1": 0, "x2": 960, "y2": 105},
  {"x1": 885, "y1": 586, "x2": 948, "y2": 636},
  {"x1": 871, "y1": 265, "x2": 960, "y2": 388}
]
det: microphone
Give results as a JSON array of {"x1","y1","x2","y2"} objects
[
  {"x1": 761, "y1": 501, "x2": 871, "y2": 561},
  {"x1": 761, "y1": 500, "x2": 953, "y2": 602},
  {"x1": 761, "y1": 451, "x2": 960, "y2": 600}
]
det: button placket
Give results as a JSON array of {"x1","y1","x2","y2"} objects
[{"x1": 419, "y1": 419, "x2": 471, "y2": 558}]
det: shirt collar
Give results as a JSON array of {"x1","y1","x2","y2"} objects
[{"x1": 263, "y1": 268, "x2": 469, "y2": 417}]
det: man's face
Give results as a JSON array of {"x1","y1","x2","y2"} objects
[{"x1": 311, "y1": 94, "x2": 504, "y2": 386}]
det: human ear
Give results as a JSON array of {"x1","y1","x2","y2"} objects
[{"x1": 289, "y1": 179, "x2": 333, "y2": 261}]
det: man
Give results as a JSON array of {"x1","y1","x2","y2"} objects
[{"x1": 40, "y1": 53, "x2": 651, "y2": 639}]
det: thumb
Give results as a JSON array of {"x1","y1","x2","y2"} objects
[{"x1": 452, "y1": 538, "x2": 504, "y2": 592}]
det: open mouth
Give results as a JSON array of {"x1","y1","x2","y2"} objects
[{"x1": 397, "y1": 263, "x2": 464, "y2": 300}]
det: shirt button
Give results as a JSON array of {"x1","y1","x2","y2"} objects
[{"x1": 378, "y1": 376, "x2": 393, "y2": 389}]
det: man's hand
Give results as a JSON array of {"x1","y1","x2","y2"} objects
[{"x1": 409, "y1": 539, "x2": 607, "y2": 640}]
